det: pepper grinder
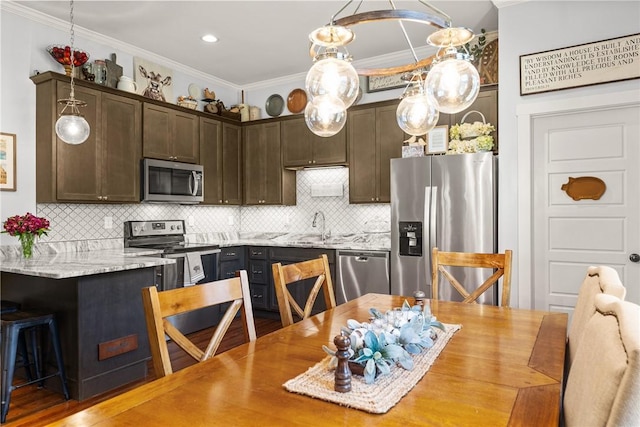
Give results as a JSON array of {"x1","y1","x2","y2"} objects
[
  {"x1": 413, "y1": 290, "x2": 426, "y2": 309},
  {"x1": 334, "y1": 334, "x2": 352, "y2": 393}
]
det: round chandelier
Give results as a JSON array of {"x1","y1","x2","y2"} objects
[{"x1": 305, "y1": 1, "x2": 480, "y2": 137}]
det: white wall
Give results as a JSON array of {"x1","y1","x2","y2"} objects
[
  {"x1": 497, "y1": 0, "x2": 640, "y2": 307},
  {"x1": 0, "y1": 4, "x2": 395, "y2": 245}
]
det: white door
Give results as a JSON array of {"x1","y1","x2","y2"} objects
[{"x1": 532, "y1": 104, "x2": 640, "y2": 315}]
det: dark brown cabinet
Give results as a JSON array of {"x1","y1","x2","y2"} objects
[
  {"x1": 143, "y1": 103, "x2": 199, "y2": 163},
  {"x1": 435, "y1": 85, "x2": 498, "y2": 151},
  {"x1": 281, "y1": 116, "x2": 347, "y2": 169},
  {"x1": 348, "y1": 102, "x2": 404, "y2": 204},
  {"x1": 243, "y1": 122, "x2": 296, "y2": 205},
  {"x1": 200, "y1": 118, "x2": 242, "y2": 205},
  {"x1": 33, "y1": 74, "x2": 141, "y2": 203}
]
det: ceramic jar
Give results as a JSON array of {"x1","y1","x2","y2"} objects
[{"x1": 117, "y1": 76, "x2": 137, "y2": 93}]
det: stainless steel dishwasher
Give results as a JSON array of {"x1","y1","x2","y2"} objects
[{"x1": 336, "y1": 250, "x2": 390, "y2": 304}]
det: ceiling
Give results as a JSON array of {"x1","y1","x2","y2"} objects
[{"x1": 15, "y1": 1, "x2": 498, "y2": 87}]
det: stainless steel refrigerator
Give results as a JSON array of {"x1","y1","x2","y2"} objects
[{"x1": 390, "y1": 153, "x2": 498, "y2": 304}]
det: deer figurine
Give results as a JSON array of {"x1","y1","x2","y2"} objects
[{"x1": 138, "y1": 65, "x2": 172, "y2": 102}]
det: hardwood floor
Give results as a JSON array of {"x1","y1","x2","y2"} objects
[{"x1": 3, "y1": 317, "x2": 282, "y2": 426}]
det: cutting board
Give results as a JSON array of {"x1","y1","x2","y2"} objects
[{"x1": 105, "y1": 53, "x2": 122, "y2": 89}]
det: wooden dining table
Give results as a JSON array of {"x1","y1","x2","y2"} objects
[{"x1": 48, "y1": 294, "x2": 568, "y2": 426}]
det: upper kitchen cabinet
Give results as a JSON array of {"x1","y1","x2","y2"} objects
[
  {"x1": 348, "y1": 102, "x2": 404, "y2": 203},
  {"x1": 281, "y1": 116, "x2": 347, "y2": 169},
  {"x1": 143, "y1": 103, "x2": 199, "y2": 163},
  {"x1": 435, "y1": 85, "x2": 498, "y2": 150},
  {"x1": 32, "y1": 72, "x2": 141, "y2": 203},
  {"x1": 243, "y1": 121, "x2": 296, "y2": 205},
  {"x1": 200, "y1": 117, "x2": 242, "y2": 205}
]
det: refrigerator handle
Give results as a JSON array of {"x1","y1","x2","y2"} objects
[{"x1": 426, "y1": 186, "x2": 438, "y2": 286}]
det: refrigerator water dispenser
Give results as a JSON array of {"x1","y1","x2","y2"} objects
[{"x1": 399, "y1": 221, "x2": 423, "y2": 257}]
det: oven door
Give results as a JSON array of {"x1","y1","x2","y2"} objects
[
  {"x1": 161, "y1": 249, "x2": 221, "y2": 334},
  {"x1": 163, "y1": 249, "x2": 220, "y2": 289}
]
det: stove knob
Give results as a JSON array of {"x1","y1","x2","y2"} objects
[
  {"x1": 170, "y1": 225, "x2": 175, "y2": 231},
  {"x1": 177, "y1": 224, "x2": 182, "y2": 230}
]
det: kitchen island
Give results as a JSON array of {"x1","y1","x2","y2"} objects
[
  {"x1": 0, "y1": 232, "x2": 389, "y2": 400},
  {"x1": 0, "y1": 248, "x2": 174, "y2": 400}
]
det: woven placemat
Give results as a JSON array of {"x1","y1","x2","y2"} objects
[{"x1": 283, "y1": 323, "x2": 461, "y2": 414}]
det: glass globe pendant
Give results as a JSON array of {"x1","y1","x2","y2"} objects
[
  {"x1": 55, "y1": 109, "x2": 90, "y2": 144},
  {"x1": 425, "y1": 49, "x2": 480, "y2": 114},
  {"x1": 304, "y1": 95, "x2": 347, "y2": 137},
  {"x1": 305, "y1": 52, "x2": 359, "y2": 108},
  {"x1": 396, "y1": 84, "x2": 439, "y2": 136},
  {"x1": 55, "y1": 0, "x2": 90, "y2": 145}
]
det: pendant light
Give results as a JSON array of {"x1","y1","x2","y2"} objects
[
  {"x1": 307, "y1": 2, "x2": 481, "y2": 136},
  {"x1": 305, "y1": 23, "x2": 358, "y2": 137},
  {"x1": 425, "y1": 28, "x2": 480, "y2": 114},
  {"x1": 396, "y1": 72, "x2": 439, "y2": 136},
  {"x1": 304, "y1": 95, "x2": 347, "y2": 137},
  {"x1": 55, "y1": 0, "x2": 90, "y2": 145}
]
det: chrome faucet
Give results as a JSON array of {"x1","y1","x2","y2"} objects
[{"x1": 312, "y1": 211, "x2": 328, "y2": 241}]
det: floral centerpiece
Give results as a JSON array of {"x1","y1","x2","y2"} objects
[
  {"x1": 447, "y1": 111, "x2": 495, "y2": 154},
  {"x1": 2, "y1": 213, "x2": 50, "y2": 258},
  {"x1": 323, "y1": 300, "x2": 445, "y2": 384}
]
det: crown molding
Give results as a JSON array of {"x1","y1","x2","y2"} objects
[{"x1": 2, "y1": 1, "x2": 241, "y2": 90}]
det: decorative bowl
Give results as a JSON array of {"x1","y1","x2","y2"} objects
[{"x1": 47, "y1": 45, "x2": 89, "y2": 75}]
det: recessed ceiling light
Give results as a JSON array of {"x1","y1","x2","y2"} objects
[{"x1": 201, "y1": 34, "x2": 218, "y2": 43}]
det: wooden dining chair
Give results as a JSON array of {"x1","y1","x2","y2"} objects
[
  {"x1": 272, "y1": 254, "x2": 337, "y2": 327},
  {"x1": 567, "y1": 265, "x2": 626, "y2": 367},
  {"x1": 563, "y1": 293, "x2": 640, "y2": 426},
  {"x1": 431, "y1": 247, "x2": 513, "y2": 307},
  {"x1": 141, "y1": 270, "x2": 256, "y2": 378}
]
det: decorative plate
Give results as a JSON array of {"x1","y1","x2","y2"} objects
[
  {"x1": 188, "y1": 83, "x2": 201, "y2": 99},
  {"x1": 265, "y1": 94, "x2": 285, "y2": 117},
  {"x1": 287, "y1": 88, "x2": 307, "y2": 114}
]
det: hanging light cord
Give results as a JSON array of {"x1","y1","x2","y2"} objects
[{"x1": 68, "y1": 0, "x2": 77, "y2": 101}]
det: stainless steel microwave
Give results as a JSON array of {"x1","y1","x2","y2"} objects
[{"x1": 141, "y1": 158, "x2": 204, "y2": 203}]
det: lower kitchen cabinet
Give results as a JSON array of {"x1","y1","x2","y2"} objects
[
  {"x1": 267, "y1": 247, "x2": 336, "y2": 314},
  {"x1": 218, "y1": 246, "x2": 246, "y2": 279},
  {"x1": 248, "y1": 247, "x2": 269, "y2": 310},
  {"x1": 0, "y1": 269, "x2": 154, "y2": 401}
]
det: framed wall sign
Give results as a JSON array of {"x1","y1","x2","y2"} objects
[
  {"x1": 520, "y1": 33, "x2": 640, "y2": 95},
  {"x1": 366, "y1": 73, "x2": 407, "y2": 92},
  {"x1": 427, "y1": 126, "x2": 449, "y2": 154},
  {"x1": 0, "y1": 132, "x2": 16, "y2": 191}
]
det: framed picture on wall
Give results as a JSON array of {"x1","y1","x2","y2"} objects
[
  {"x1": 427, "y1": 126, "x2": 449, "y2": 154},
  {"x1": 0, "y1": 132, "x2": 16, "y2": 191},
  {"x1": 366, "y1": 73, "x2": 406, "y2": 92}
]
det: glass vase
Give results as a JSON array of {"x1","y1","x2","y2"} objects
[{"x1": 18, "y1": 233, "x2": 35, "y2": 259}]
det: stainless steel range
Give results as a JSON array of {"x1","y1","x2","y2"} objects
[{"x1": 124, "y1": 220, "x2": 221, "y2": 334}]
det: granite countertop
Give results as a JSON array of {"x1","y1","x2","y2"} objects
[
  {"x1": 188, "y1": 232, "x2": 391, "y2": 252},
  {"x1": 0, "y1": 232, "x2": 390, "y2": 279},
  {"x1": 0, "y1": 248, "x2": 174, "y2": 279}
]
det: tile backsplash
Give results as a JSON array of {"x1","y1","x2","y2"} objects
[{"x1": 37, "y1": 168, "x2": 390, "y2": 243}]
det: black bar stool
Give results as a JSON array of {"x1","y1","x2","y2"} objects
[{"x1": 1, "y1": 310, "x2": 70, "y2": 423}]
